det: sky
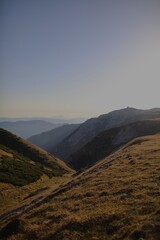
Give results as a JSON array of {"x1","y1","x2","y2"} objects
[{"x1": 1, "y1": 0, "x2": 160, "y2": 118}]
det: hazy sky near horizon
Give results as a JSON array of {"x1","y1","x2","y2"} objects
[{"x1": 1, "y1": 0, "x2": 160, "y2": 118}]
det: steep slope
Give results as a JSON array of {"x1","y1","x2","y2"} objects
[
  {"x1": 0, "y1": 120, "x2": 62, "y2": 139},
  {"x1": 28, "y1": 124, "x2": 80, "y2": 151},
  {"x1": 1, "y1": 134, "x2": 159, "y2": 240},
  {"x1": 0, "y1": 128, "x2": 72, "y2": 186},
  {"x1": 50, "y1": 107, "x2": 160, "y2": 162},
  {"x1": 69, "y1": 119, "x2": 160, "y2": 170}
]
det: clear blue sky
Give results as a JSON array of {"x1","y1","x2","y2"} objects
[{"x1": 1, "y1": 0, "x2": 160, "y2": 118}]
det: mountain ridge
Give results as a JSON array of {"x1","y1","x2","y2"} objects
[
  {"x1": 0, "y1": 128, "x2": 73, "y2": 186},
  {"x1": 50, "y1": 107, "x2": 160, "y2": 162},
  {"x1": 0, "y1": 120, "x2": 63, "y2": 139},
  {"x1": 28, "y1": 124, "x2": 80, "y2": 150},
  {"x1": 69, "y1": 119, "x2": 160, "y2": 170}
]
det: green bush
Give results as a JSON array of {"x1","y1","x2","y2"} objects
[
  {"x1": 0, "y1": 155, "x2": 65, "y2": 186},
  {"x1": 0, "y1": 156, "x2": 42, "y2": 186}
]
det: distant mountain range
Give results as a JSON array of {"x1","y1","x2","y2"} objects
[
  {"x1": 28, "y1": 124, "x2": 80, "y2": 150},
  {"x1": 0, "y1": 120, "x2": 63, "y2": 139},
  {"x1": 50, "y1": 107, "x2": 160, "y2": 163},
  {"x1": 0, "y1": 117, "x2": 86, "y2": 124},
  {"x1": 69, "y1": 119, "x2": 160, "y2": 170},
  {"x1": 0, "y1": 116, "x2": 86, "y2": 139}
]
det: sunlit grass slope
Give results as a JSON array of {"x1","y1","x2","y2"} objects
[
  {"x1": 0, "y1": 128, "x2": 74, "y2": 214},
  {"x1": 0, "y1": 128, "x2": 72, "y2": 173},
  {"x1": 1, "y1": 133, "x2": 159, "y2": 239}
]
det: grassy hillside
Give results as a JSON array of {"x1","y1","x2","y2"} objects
[
  {"x1": 0, "y1": 133, "x2": 159, "y2": 239},
  {"x1": 69, "y1": 119, "x2": 160, "y2": 170},
  {"x1": 0, "y1": 128, "x2": 72, "y2": 173},
  {"x1": 0, "y1": 128, "x2": 73, "y2": 186},
  {"x1": 0, "y1": 128, "x2": 74, "y2": 215}
]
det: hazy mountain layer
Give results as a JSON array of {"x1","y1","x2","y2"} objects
[
  {"x1": 0, "y1": 117, "x2": 86, "y2": 124},
  {"x1": 28, "y1": 124, "x2": 80, "y2": 151},
  {"x1": 0, "y1": 120, "x2": 62, "y2": 139}
]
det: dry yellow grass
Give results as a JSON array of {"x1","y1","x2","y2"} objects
[
  {"x1": 0, "y1": 150, "x2": 13, "y2": 158},
  {"x1": 0, "y1": 128, "x2": 75, "y2": 214},
  {"x1": 0, "y1": 173, "x2": 72, "y2": 215},
  {"x1": 0, "y1": 128, "x2": 73, "y2": 172},
  {"x1": 0, "y1": 134, "x2": 160, "y2": 240}
]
